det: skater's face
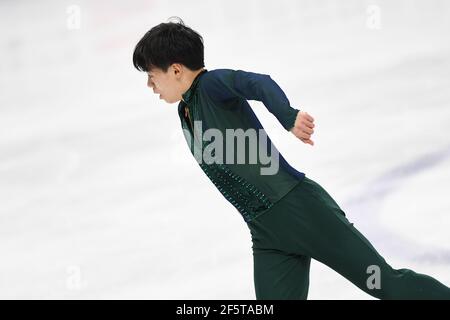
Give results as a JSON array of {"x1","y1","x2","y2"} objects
[{"x1": 146, "y1": 64, "x2": 192, "y2": 104}]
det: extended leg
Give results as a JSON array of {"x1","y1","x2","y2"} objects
[{"x1": 287, "y1": 178, "x2": 450, "y2": 300}]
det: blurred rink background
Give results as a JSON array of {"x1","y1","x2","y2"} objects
[{"x1": 0, "y1": 0, "x2": 449, "y2": 299}]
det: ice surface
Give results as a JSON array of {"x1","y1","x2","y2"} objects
[{"x1": 0, "y1": 0, "x2": 449, "y2": 299}]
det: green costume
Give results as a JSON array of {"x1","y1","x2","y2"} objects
[{"x1": 177, "y1": 68, "x2": 450, "y2": 299}]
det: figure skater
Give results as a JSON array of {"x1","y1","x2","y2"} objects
[{"x1": 132, "y1": 18, "x2": 450, "y2": 300}]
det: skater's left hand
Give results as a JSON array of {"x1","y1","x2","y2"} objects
[{"x1": 290, "y1": 110, "x2": 315, "y2": 146}]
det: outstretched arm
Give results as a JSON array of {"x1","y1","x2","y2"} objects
[{"x1": 203, "y1": 69, "x2": 315, "y2": 146}]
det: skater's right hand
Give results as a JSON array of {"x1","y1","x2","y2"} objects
[{"x1": 290, "y1": 111, "x2": 315, "y2": 146}]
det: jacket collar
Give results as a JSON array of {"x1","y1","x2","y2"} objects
[{"x1": 181, "y1": 69, "x2": 208, "y2": 104}]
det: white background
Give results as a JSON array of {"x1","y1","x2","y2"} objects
[{"x1": 1, "y1": 0, "x2": 449, "y2": 299}]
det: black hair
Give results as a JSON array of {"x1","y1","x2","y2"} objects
[{"x1": 132, "y1": 17, "x2": 204, "y2": 73}]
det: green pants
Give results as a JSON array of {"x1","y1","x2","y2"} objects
[{"x1": 246, "y1": 176, "x2": 450, "y2": 300}]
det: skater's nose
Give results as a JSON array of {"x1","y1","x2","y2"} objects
[
  {"x1": 148, "y1": 83, "x2": 160, "y2": 95},
  {"x1": 147, "y1": 76, "x2": 156, "y2": 89}
]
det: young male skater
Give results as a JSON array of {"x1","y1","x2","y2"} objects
[{"x1": 132, "y1": 18, "x2": 450, "y2": 299}]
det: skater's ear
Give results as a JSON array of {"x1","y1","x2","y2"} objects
[{"x1": 168, "y1": 63, "x2": 185, "y2": 79}]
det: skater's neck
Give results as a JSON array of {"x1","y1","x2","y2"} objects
[{"x1": 181, "y1": 68, "x2": 207, "y2": 103}]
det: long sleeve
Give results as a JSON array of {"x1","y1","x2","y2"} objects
[{"x1": 203, "y1": 69, "x2": 300, "y2": 131}]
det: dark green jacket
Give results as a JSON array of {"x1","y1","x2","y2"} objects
[{"x1": 178, "y1": 68, "x2": 305, "y2": 222}]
